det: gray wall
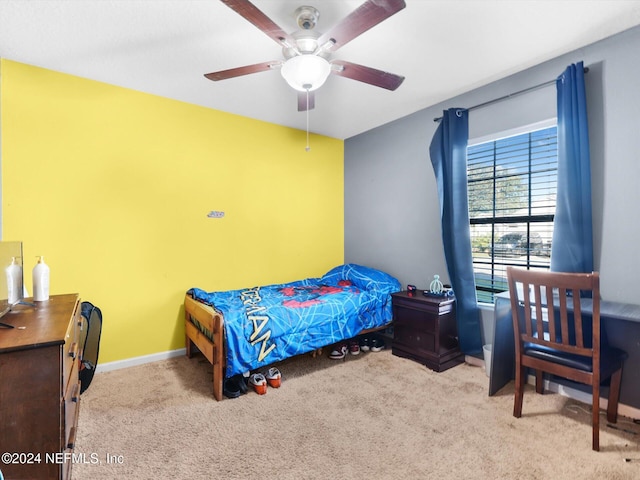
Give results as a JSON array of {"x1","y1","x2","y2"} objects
[{"x1": 345, "y1": 25, "x2": 640, "y2": 312}]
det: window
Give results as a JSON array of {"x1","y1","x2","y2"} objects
[{"x1": 467, "y1": 125, "x2": 557, "y2": 304}]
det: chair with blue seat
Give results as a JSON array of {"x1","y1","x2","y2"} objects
[{"x1": 506, "y1": 267, "x2": 628, "y2": 451}]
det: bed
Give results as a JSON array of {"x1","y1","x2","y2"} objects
[{"x1": 184, "y1": 263, "x2": 401, "y2": 400}]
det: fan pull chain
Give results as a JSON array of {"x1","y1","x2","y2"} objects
[{"x1": 305, "y1": 87, "x2": 310, "y2": 152}]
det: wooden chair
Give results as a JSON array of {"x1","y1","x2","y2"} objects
[{"x1": 506, "y1": 267, "x2": 628, "y2": 451}]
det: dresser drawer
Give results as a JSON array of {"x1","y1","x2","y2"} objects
[
  {"x1": 61, "y1": 373, "x2": 81, "y2": 480},
  {"x1": 62, "y1": 299, "x2": 82, "y2": 390},
  {"x1": 63, "y1": 361, "x2": 81, "y2": 450},
  {"x1": 63, "y1": 384, "x2": 81, "y2": 451},
  {"x1": 62, "y1": 326, "x2": 79, "y2": 391}
]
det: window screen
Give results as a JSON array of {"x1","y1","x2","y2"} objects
[{"x1": 468, "y1": 126, "x2": 557, "y2": 303}]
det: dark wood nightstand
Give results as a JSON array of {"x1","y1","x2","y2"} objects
[{"x1": 391, "y1": 291, "x2": 464, "y2": 372}]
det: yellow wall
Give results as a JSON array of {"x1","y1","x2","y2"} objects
[{"x1": 0, "y1": 59, "x2": 344, "y2": 363}]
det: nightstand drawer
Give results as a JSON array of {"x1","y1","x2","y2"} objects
[
  {"x1": 394, "y1": 325, "x2": 435, "y2": 353},
  {"x1": 392, "y1": 294, "x2": 454, "y2": 315},
  {"x1": 392, "y1": 305, "x2": 437, "y2": 333}
]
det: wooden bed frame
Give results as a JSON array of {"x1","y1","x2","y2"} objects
[
  {"x1": 184, "y1": 293, "x2": 390, "y2": 401},
  {"x1": 184, "y1": 294, "x2": 226, "y2": 400}
]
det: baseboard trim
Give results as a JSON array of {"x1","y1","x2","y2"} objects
[
  {"x1": 473, "y1": 356, "x2": 640, "y2": 419},
  {"x1": 95, "y1": 348, "x2": 186, "y2": 374},
  {"x1": 96, "y1": 350, "x2": 640, "y2": 419},
  {"x1": 525, "y1": 374, "x2": 640, "y2": 420},
  {"x1": 465, "y1": 354, "x2": 484, "y2": 368}
]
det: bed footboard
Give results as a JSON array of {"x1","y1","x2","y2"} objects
[{"x1": 184, "y1": 295, "x2": 225, "y2": 401}]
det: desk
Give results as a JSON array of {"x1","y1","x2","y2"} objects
[{"x1": 489, "y1": 291, "x2": 640, "y2": 409}]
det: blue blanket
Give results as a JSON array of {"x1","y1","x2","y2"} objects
[{"x1": 187, "y1": 264, "x2": 400, "y2": 377}]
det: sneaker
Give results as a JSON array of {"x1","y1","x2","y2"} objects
[
  {"x1": 329, "y1": 343, "x2": 348, "y2": 360},
  {"x1": 359, "y1": 335, "x2": 371, "y2": 352},
  {"x1": 370, "y1": 336, "x2": 385, "y2": 352},
  {"x1": 234, "y1": 374, "x2": 248, "y2": 394},
  {"x1": 349, "y1": 340, "x2": 360, "y2": 356},
  {"x1": 265, "y1": 367, "x2": 282, "y2": 388},
  {"x1": 249, "y1": 373, "x2": 268, "y2": 395},
  {"x1": 223, "y1": 377, "x2": 242, "y2": 399}
]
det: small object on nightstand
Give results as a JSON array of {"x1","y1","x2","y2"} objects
[
  {"x1": 407, "y1": 284, "x2": 417, "y2": 296},
  {"x1": 423, "y1": 277, "x2": 454, "y2": 299},
  {"x1": 429, "y1": 274, "x2": 443, "y2": 294}
]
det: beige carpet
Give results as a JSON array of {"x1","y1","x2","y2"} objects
[{"x1": 72, "y1": 349, "x2": 639, "y2": 480}]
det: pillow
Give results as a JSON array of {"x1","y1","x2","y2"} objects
[{"x1": 321, "y1": 264, "x2": 401, "y2": 294}]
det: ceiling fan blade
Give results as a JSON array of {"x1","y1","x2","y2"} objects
[
  {"x1": 298, "y1": 91, "x2": 316, "y2": 112},
  {"x1": 220, "y1": 0, "x2": 296, "y2": 48},
  {"x1": 331, "y1": 60, "x2": 404, "y2": 91},
  {"x1": 204, "y1": 61, "x2": 282, "y2": 81},
  {"x1": 317, "y1": 0, "x2": 406, "y2": 52}
]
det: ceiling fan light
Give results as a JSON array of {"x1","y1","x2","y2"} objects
[{"x1": 281, "y1": 55, "x2": 331, "y2": 92}]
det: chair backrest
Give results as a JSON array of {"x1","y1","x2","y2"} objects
[
  {"x1": 506, "y1": 267, "x2": 600, "y2": 365},
  {"x1": 79, "y1": 300, "x2": 103, "y2": 394}
]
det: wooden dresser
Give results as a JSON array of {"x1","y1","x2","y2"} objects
[
  {"x1": 391, "y1": 291, "x2": 464, "y2": 372},
  {"x1": 0, "y1": 294, "x2": 83, "y2": 480}
]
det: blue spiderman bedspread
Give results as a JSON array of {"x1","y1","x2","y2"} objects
[{"x1": 187, "y1": 264, "x2": 401, "y2": 378}]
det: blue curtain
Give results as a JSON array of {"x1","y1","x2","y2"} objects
[
  {"x1": 429, "y1": 108, "x2": 482, "y2": 354},
  {"x1": 551, "y1": 61, "x2": 594, "y2": 273}
]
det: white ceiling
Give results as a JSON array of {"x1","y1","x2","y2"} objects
[{"x1": 2, "y1": 0, "x2": 640, "y2": 139}]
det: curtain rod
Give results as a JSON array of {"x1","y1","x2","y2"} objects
[{"x1": 433, "y1": 66, "x2": 589, "y2": 122}]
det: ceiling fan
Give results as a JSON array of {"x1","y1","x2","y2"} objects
[{"x1": 205, "y1": 0, "x2": 407, "y2": 111}]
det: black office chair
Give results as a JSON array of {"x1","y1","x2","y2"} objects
[{"x1": 506, "y1": 267, "x2": 628, "y2": 451}]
